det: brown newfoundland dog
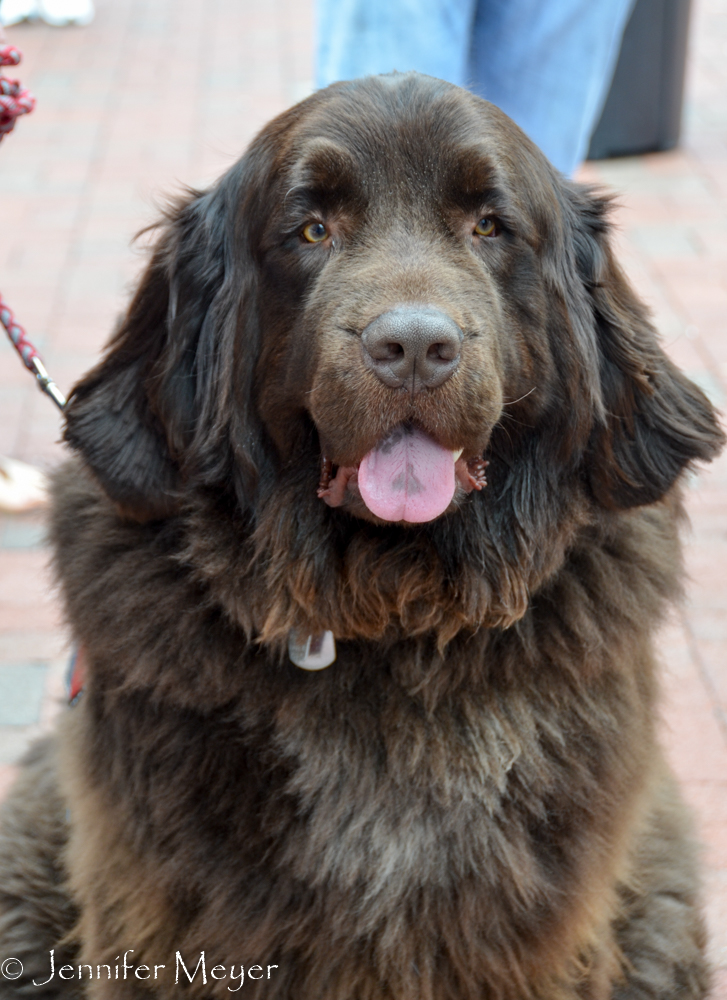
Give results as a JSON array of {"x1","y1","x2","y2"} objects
[{"x1": 0, "y1": 73, "x2": 723, "y2": 1000}]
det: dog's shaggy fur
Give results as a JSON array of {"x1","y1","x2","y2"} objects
[{"x1": 0, "y1": 74, "x2": 724, "y2": 1000}]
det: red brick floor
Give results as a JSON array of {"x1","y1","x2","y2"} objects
[{"x1": 0, "y1": 0, "x2": 726, "y2": 992}]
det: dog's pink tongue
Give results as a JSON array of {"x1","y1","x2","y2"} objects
[{"x1": 358, "y1": 425, "x2": 456, "y2": 523}]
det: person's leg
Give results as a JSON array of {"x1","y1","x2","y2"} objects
[
  {"x1": 315, "y1": 0, "x2": 635, "y2": 175},
  {"x1": 467, "y1": 0, "x2": 636, "y2": 175},
  {"x1": 316, "y1": 0, "x2": 477, "y2": 91}
]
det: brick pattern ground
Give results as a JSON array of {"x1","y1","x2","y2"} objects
[{"x1": 0, "y1": 0, "x2": 726, "y2": 992}]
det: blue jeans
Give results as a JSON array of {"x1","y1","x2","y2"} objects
[{"x1": 316, "y1": 0, "x2": 636, "y2": 175}]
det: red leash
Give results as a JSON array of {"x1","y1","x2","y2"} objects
[
  {"x1": 0, "y1": 44, "x2": 66, "y2": 410},
  {"x1": 0, "y1": 294, "x2": 67, "y2": 409},
  {"x1": 0, "y1": 44, "x2": 34, "y2": 140},
  {"x1": 1, "y1": 40, "x2": 78, "y2": 699}
]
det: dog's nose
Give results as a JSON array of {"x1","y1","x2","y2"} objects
[{"x1": 361, "y1": 307, "x2": 463, "y2": 391}]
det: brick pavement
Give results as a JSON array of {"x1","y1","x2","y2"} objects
[{"x1": 0, "y1": 0, "x2": 726, "y2": 991}]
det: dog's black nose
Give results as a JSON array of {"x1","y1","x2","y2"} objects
[{"x1": 361, "y1": 306, "x2": 463, "y2": 392}]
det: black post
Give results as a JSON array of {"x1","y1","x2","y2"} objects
[{"x1": 587, "y1": 0, "x2": 692, "y2": 160}]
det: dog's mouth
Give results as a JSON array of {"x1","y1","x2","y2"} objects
[{"x1": 317, "y1": 423, "x2": 487, "y2": 523}]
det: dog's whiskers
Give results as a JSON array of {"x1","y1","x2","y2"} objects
[{"x1": 502, "y1": 386, "x2": 536, "y2": 407}]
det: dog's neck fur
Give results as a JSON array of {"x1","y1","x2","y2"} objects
[
  {"x1": 180, "y1": 463, "x2": 683, "y2": 694},
  {"x1": 180, "y1": 457, "x2": 591, "y2": 650},
  {"x1": 51, "y1": 458, "x2": 683, "y2": 718}
]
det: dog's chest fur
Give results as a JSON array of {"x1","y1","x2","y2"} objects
[
  {"x1": 266, "y1": 658, "x2": 642, "y2": 897},
  {"x1": 57, "y1": 469, "x2": 662, "y2": 907},
  {"x1": 45, "y1": 463, "x2": 696, "y2": 998}
]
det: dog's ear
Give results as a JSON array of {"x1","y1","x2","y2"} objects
[
  {"x1": 560, "y1": 183, "x2": 724, "y2": 509},
  {"x1": 64, "y1": 163, "x2": 262, "y2": 521}
]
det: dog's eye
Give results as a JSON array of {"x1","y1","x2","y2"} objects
[
  {"x1": 302, "y1": 222, "x2": 328, "y2": 243},
  {"x1": 474, "y1": 218, "x2": 497, "y2": 237}
]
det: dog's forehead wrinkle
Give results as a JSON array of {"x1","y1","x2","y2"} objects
[
  {"x1": 290, "y1": 91, "x2": 510, "y2": 193},
  {"x1": 288, "y1": 143, "x2": 361, "y2": 197}
]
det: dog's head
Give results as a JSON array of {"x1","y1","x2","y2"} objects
[{"x1": 64, "y1": 74, "x2": 724, "y2": 638}]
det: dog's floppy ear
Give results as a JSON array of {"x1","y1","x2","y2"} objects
[
  {"x1": 562, "y1": 184, "x2": 724, "y2": 509},
  {"x1": 64, "y1": 163, "x2": 259, "y2": 521}
]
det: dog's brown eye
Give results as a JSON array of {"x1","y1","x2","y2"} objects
[
  {"x1": 474, "y1": 218, "x2": 497, "y2": 237},
  {"x1": 302, "y1": 222, "x2": 328, "y2": 243}
]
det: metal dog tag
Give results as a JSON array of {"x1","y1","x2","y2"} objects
[{"x1": 288, "y1": 629, "x2": 336, "y2": 670}]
